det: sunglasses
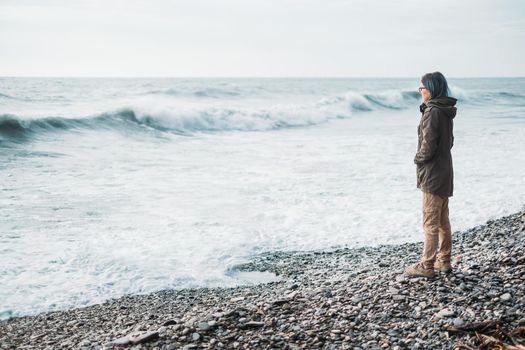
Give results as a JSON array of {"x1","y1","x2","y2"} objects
[{"x1": 418, "y1": 87, "x2": 427, "y2": 92}]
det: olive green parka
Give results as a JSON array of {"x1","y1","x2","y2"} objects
[{"x1": 414, "y1": 96, "x2": 457, "y2": 197}]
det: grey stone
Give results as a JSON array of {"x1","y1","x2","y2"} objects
[
  {"x1": 129, "y1": 331, "x2": 159, "y2": 345},
  {"x1": 395, "y1": 275, "x2": 407, "y2": 283},
  {"x1": 162, "y1": 320, "x2": 177, "y2": 326},
  {"x1": 197, "y1": 321, "x2": 210, "y2": 331},
  {"x1": 111, "y1": 336, "x2": 130, "y2": 346},
  {"x1": 436, "y1": 308, "x2": 455, "y2": 318},
  {"x1": 453, "y1": 318, "x2": 464, "y2": 327},
  {"x1": 389, "y1": 287, "x2": 400, "y2": 295},
  {"x1": 243, "y1": 321, "x2": 265, "y2": 328},
  {"x1": 387, "y1": 330, "x2": 399, "y2": 337},
  {"x1": 500, "y1": 293, "x2": 512, "y2": 301}
]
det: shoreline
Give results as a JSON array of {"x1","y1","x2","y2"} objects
[{"x1": 1, "y1": 210, "x2": 524, "y2": 349}]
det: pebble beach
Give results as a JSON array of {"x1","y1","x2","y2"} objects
[{"x1": 1, "y1": 210, "x2": 524, "y2": 349}]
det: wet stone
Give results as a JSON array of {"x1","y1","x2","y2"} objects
[{"x1": 500, "y1": 293, "x2": 512, "y2": 301}]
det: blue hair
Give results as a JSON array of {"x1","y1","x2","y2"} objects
[{"x1": 421, "y1": 72, "x2": 450, "y2": 99}]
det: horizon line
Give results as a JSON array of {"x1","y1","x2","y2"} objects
[{"x1": 1, "y1": 75, "x2": 524, "y2": 79}]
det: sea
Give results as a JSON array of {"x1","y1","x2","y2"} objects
[{"x1": 1, "y1": 77, "x2": 524, "y2": 320}]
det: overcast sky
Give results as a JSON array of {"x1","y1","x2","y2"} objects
[{"x1": 1, "y1": 0, "x2": 524, "y2": 77}]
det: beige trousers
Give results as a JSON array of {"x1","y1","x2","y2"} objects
[{"x1": 421, "y1": 191, "x2": 452, "y2": 269}]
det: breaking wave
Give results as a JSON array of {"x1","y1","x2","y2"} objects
[
  {"x1": 0, "y1": 89, "x2": 421, "y2": 141},
  {"x1": 145, "y1": 87, "x2": 242, "y2": 98},
  {"x1": 1, "y1": 85, "x2": 523, "y2": 143}
]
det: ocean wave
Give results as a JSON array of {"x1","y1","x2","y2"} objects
[
  {"x1": 495, "y1": 91, "x2": 525, "y2": 99},
  {"x1": 2, "y1": 86, "x2": 523, "y2": 143},
  {"x1": 0, "y1": 92, "x2": 20, "y2": 100},
  {"x1": 145, "y1": 87, "x2": 242, "y2": 98},
  {"x1": 485, "y1": 91, "x2": 525, "y2": 105},
  {"x1": 2, "y1": 90, "x2": 420, "y2": 141},
  {"x1": 142, "y1": 84, "x2": 525, "y2": 108},
  {"x1": 316, "y1": 89, "x2": 421, "y2": 112},
  {"x1": 0, "y1": 110, "x2": 166, "y2": 141},
  {"x1": 194, "y1": 87, "x2": 241, "y2": 98},
  {"x1": 0, "y1": 104, "x2": 345, "y2": 142},
  {"x1": 448, "y1": 86, "x2": 525, "y2": 105},
  {"x1": 364, "y1": 90, "x2": 420, "y2": 109},
  {"x1": 145, "y1": 88, "x2": 179, "y2": 96},
  {"x1": 0, "y1": 92, "x2": 69, "y2": 102}
]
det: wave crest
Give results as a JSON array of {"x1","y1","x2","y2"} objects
[
  {"x1": 0, "y1": 88, "x2": 444, "y2": 143},
  {"x1": 2, "y1": 85, "x2": 522, "y2": 144},
  {"x1": 145, "y1": 87, "x2": 242, "y2": 98},
  {"x1": 0, "y1": 103, "x2": 346, "y2": 143}
]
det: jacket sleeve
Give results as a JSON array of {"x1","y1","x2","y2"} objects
[{"x1": 414, "y1": 108, "x2": 440, "y2": 164}]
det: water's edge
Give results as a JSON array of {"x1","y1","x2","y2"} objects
[{"x1": 2, "y1": 206, "x2": 523, "y2": 324}]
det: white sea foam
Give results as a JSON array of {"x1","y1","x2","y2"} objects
[{"x1": 1, "y1": 77, "x2": 524, "y2": 320}]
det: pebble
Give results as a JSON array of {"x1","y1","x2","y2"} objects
[
  {"x1": 453, "y1": 318, "x2": 465, "y2": 327},
  {"x1": 243, "y1": 321, "x2": 264, "y2": 328},
  {"x1": 162, "y1": 320, "x2": 177, "y2": 326},
  {"x1": 436, "y1": 308, "x2": 455, "y2": 318},
  {"x1": 197, "y1": 321, "x2": 210, "y2": 331},
  {"x1": 501, "y1": 293, "x2": 512, "y2": 301},
  {"x1": 395, "y1": 275, "x2": 407, "y2": 283},
  {"x1": 1, "y1": 210, "x2": 524, "y2": 350},
  {"x1": 392, "y1": 295, "x2": 405, "y2": 301},
  {"x1": 111, "y1": 336, "x2": 131, "y2": 346},
  {"x1": 130, "y1": 331, "x2": 159, "y2": 345}
]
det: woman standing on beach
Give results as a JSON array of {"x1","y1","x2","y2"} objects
[{"x1": 405, "y1": 72, "x2": 457, "y2": 278}]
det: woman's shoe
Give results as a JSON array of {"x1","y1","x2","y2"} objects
[
  {"x1": 405, "y1": 262, "x2": 436, "y2": 278},
  {"x1": 434, "y1": 260, "x2": 452, "y2": 273}
]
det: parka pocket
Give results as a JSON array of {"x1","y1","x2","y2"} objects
[{"x1": 416, "y1": 163, "x2": 425, "y2": 184}]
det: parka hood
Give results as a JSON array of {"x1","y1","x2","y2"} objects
[{"x1": 420, "y1": 96, "x2": 457, "y2": 119}]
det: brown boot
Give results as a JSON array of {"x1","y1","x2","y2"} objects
[
  {"x1": 434, "y1": 260, "x2": 452, "y2": 273},
  {"x1": 405, "y1": 262, "x2": 435, "y2": 278}
]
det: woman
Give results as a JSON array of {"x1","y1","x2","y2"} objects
[{"x1": 405, "y1": 72, "x2": 457, "y2": 278}]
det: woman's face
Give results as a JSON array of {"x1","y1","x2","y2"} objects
[{"x1": 419, "y1": 83, "x2": 431, "y2": 102}]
